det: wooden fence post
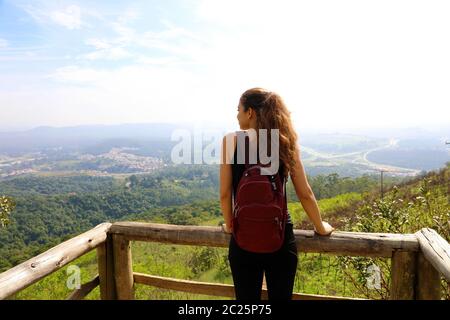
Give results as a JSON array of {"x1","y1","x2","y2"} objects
[
  {"x1": 390, "y1": 251, "x2": 416, "y2": 300},
  {"x1": 415, "y1": 252, "x2": 441, "y2": 300},
  {"x1": 97, "y1": 233, "x2": 117, "y2": 300},
  {"x1": 414, "y1": 228, "x2": 450, "y2": 300},
  {"x1": 112, "y1": 234, "x2": 134, "y2": 300}
]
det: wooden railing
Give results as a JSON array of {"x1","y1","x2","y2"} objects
[{"x1": 1, "y1": 222, "x2": 449, "y2": 300}]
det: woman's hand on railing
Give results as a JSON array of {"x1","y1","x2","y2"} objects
[
  {"x1": 221, "y1": 223, "x2": 233, "y2": 234},
  {"x1": 314, "y1": 221, "x2": 335, "y2": 236}
]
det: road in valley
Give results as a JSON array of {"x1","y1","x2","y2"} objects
[{"x1": 300, "y1": 138, "x2": 421, "y2": 176}]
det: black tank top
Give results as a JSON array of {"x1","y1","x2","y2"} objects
[{"x1": 231, "y1": 132, "x2": 293, "y2": 225}]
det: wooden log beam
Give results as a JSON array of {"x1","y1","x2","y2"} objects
[
  {"x1": 66, "y1": 276, "x2": 100, "y2": 300},
  {"x1": 133, "y1": 272, "x2": 367, "y2": 300},
  {"x1": 0, "y1": 223, "x2": 111, "y2": 300},
  {"x1": 110, "y1": 222, "x2": 419, "y2": 258},
  {"x1": 112, "y1": 234, "x2": 134, "y2": 300},
  {"x1": 111, "y1": 222, "x2": 230, "y2": 247},
  {"x1": 415, "y1": 252, "x2": 441, "y2": 300},
  {"x1": 415, "y1": 228, "x2": 450, "y2": 282},
  {"x1": 390, "y1": 251, "x2": 416, "y2": 300},
  {"x1": 97, "y1": 233, "x2": 117, "y2": 300}
]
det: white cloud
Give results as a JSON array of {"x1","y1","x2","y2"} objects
[
  {"x1": 117, "y1": 7, "x2": 140, "y2": 25},
  {"x1": 80, "y1": 14, "x2": 207, "y2": 65},
  {"x1": 80, "y1": 11, "x2": 137, "y2": 61},
  {"x1": 82, "y1": 47, "x2": 132, "y2": 61},
  {"x1": 85, "y1": 38, "x2": 111, "y2": 50},
  {"x1": 195, "y1": 0, "x2": 286, "y2": 29},
  {"x1": 19, "y1": 3, "x2": 85, "y2": 30},
  {"x1": 136, "y1": 56, "x2": 181, "y2": 66},
  {"x1": 0, "y1": 39, "x2": 8, "y2": 48},
  {"x1": 49, "y1": 5, "x2": 82, "y2": 30},
  {"x1": 48, "y1": 66, "x2": 106, "y2": 84}
]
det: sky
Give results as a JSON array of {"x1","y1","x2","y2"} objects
[{"x1": 0, "y1": 0, "x2": 449, "y2": 132}]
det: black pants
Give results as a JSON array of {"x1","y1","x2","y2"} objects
[{"x1": 228, "y1": 223, "x2": 298, "y2": 300}]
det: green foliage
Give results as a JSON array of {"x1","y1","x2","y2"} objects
[
  {"x1": 0, "y1": 175, "x2": 118, "y2": 197},
  {"x1": 215, "y1": 254, "x2": 232, "y2": 282},
  {"x1": 288, "y1": 192, "x2": 363, "y2": 226},
  {"x1": 287, "y1": 172, "x2": 395, "y2": 201},
  {"x1": 0, "y1": 165, "x2": 222, "y2": 272},
  {"x1": 0, "y1": 195, "x2": 15, "y2": 228},
  {"x1": 337, "y1": 165, "x2": 450, "y2": 299},
  {"x1": 189, "y1": 247, "x2": 220, "y2": 275},
  {"x1": 293, "y1": 253, "x2": 364, "y2": 298}
]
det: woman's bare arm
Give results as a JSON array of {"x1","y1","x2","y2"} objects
[
  {"x1": 290, "y1": 145, "x2": 334, "y2": 235},
  {"x1": 219, "y1": 133, "x2": 236, "y2": 232}
]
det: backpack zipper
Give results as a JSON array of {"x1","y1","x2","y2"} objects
[
  {"x1": 236, "y1": 180, "x2": 273, "y2": 197},
  {"x1": 237, "y1": 203, "x2": 283, "y2": 211},
  {"x1": 235, "y1": 204, "x2": 284, "y2": 228},
  {"x1": 238, "y1": 215, "x2": 284, "y2": 232},
  {"x1": 241, "y1": 216, "x2": 279, "y2": 222}
]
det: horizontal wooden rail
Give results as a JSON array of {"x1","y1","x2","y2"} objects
[
  {"x1": 133, "y1": 272, "x2": 367, "y2": 300},
  {"x1": 3, "y1": 221, "x2": 448, "y2": 301},
  {"x1": 415, "y1": 228, "x2": 450, "y2": 282},
  {"x1": 0, "y1": 223, "x2": 111, "y2": 300},
  {"x1": 110, "y1": 222, "x2": 419, "y2": 257},
  {"x1": 66, "y1": 275, "x2": 100, "y2": 300}
]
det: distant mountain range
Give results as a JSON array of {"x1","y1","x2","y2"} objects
[{"x1": 0, "y1": 123, "x2": 448, "y2": 176}]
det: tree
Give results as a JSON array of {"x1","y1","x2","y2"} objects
[
  {"x1": 1, "y1": 196, "x2": 16, "y2": 228},
  {"x1": 128, "y1": 175, "x2": 139, "y2": 188}
]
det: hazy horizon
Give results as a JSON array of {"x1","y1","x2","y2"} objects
[{"x1": 1, "y1": 120, "x2": 449, "y2": 139}]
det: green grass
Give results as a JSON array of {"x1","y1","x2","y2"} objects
[
  {"x1": 288, "y1": 192, "x2": 363, "y2": 226},
  {"x1": 12, "y1": 250, "x2": 100, "y2": 300}
]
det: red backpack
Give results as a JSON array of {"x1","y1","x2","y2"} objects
[{"x1": 231, "y1": 161, "x2": 288, "y2": 253}]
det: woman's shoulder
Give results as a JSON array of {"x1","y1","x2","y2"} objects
[
  {"x1": 222, "y1": 131, "x2": 240, "y2": 165},
  {"x1": 223, "y1": 130, "x2": 247, "y2": 138},
  {"x1": 222, "y1": 132, "x2": 238, "y2": 149}
]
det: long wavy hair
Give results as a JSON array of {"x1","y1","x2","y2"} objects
[{"x1": 239, "y1": 87, "x2": 298, "y2": 179}]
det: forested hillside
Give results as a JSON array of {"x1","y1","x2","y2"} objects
[
  {"x1": 2, "y1": 163, "x2": 448, "y2": 300},
  {"x1": 0, "y1": 165, "x2": 389, "y2": 272}
]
